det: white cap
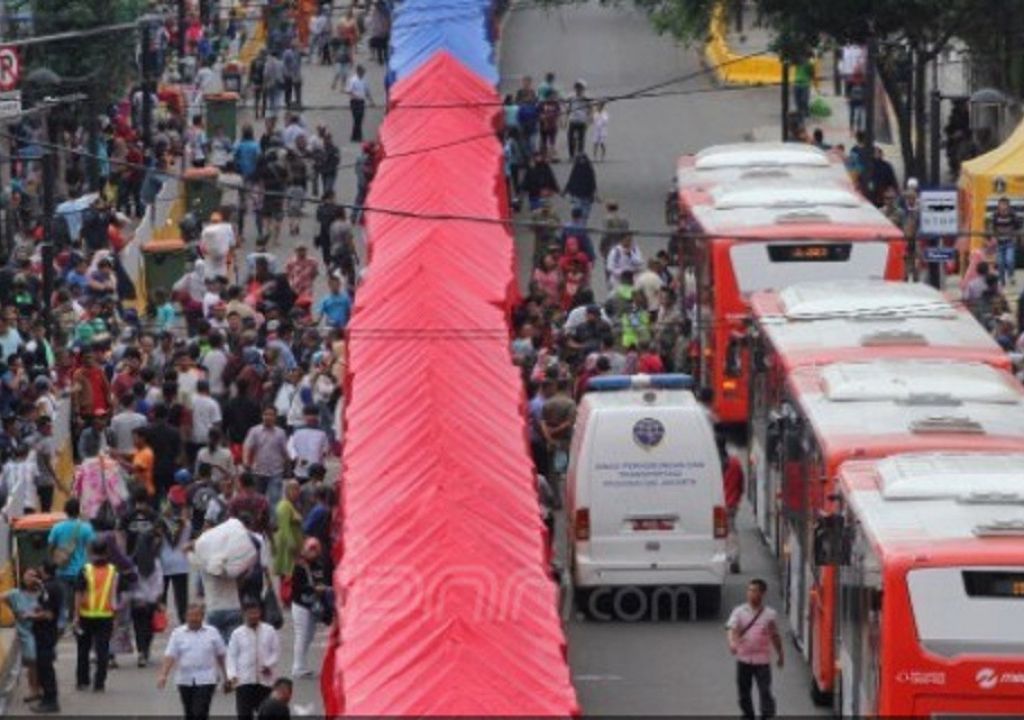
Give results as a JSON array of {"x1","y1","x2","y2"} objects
[{"x1": 907, "y1": 177, "x2": 919, "y2": 190}]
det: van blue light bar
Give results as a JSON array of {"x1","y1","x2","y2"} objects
[{"x1": 587, "y1": 374, "x2": 694, "y2": 392}]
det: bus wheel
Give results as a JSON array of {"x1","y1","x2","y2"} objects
[{"x1": 810, "y1": 679, "x2": 833, "y2": 708}]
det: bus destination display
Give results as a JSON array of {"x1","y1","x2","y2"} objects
[{"x1": 767, "y1": 243, "x2": 853, "y2": 263}]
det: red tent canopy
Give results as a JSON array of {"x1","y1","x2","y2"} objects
[{"x1": 324, "y1": 51, "x2": 578, "y2": 717}]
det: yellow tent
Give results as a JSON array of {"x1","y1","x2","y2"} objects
[{"x1": 958, "y1": 119, "x2": 1024, "y2": 251}]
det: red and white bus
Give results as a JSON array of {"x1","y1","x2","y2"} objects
[
  {"x1": 766, "y1": 359, "x2": 1024, "y2": 703},
  {"x1": 820, "y1": 452, "x2": 1024, "y2": 716},
  {"x1": 748, "y1": 280, "x2": 1011, "y2": 549},
  {"x1": 676, "y1": 146, "x2": 906, "y2": 426}
]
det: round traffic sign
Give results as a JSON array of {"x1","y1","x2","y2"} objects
[{"x1": 0, "y1": 47, "x2": 20, "y2": 93}]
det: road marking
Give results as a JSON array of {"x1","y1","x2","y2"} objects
[{"x1": 575, "y1": 673, "x2": 623, "y2": 682}]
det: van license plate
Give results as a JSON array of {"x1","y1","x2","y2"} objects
[
  {"x1": 632, "y1": 519, "x2": 674, "y2": 531},
  {"x1": 645, "y1": 541, "x2": 661, "y2": 551}
]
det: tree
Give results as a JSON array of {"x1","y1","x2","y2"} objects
[{"x1": 27, "y1": 0, "x2": 147, "y2": 111}]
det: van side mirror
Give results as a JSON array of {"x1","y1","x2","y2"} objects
[{"x1": 813, "y1": 514, "x2": 849, "y2": 566}]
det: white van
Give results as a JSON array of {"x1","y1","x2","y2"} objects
[{"x1": 567, "y1": 375, "x2": 728, "y2": 617}]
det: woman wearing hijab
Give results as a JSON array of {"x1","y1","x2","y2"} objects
[
  {"x1": 563, "y1": 152, "x2": 597, "y2": 223},
  {"x1": 522, "y1": 151, "x2": 560, "y2": 211}
]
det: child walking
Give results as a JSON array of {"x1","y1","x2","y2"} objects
[{"x1": 592, "y1": 102, "x2": 609, "y2": 162}]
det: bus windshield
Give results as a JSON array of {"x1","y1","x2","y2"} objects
[
  {"x1": 907, "y1": 567, "x2": 1024, "y2": 656},
  {"x1": 729, "y1": 241, "x2": 890, "y2": 296}
]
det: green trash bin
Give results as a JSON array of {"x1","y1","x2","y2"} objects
[
  {"x1": 205, "y1": 91, "x2": 240, "y2": 141},
  {"x1": 184, "y1": 167, "x2": 222, "y2": 223},
  {"x1": 143, "y1": 238, "x2": 189, "y2": 301}
]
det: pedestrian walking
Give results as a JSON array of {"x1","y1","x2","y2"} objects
[
  {"x1": 566, "y1": 80, "x2": 592, "y2": 158},
  {"x1": 263, "y1": 52, "x2": 285, "y2": 116},
  {"x1": 4, "y1": 569, "x2": 41, "y2": 704},
  {"x1": 250, "y1": 50, "x2": 267, "y2": 119},
  {"x1": 158, "y1": 601, "x2": 228, "y2": 720},
  {"x1": 159, "y1": 492, "x2": 191, "y2": 624},
  {"x1": 30, "y1": 563, "x2": 63, "y2": 714},
  {"x1": 719, "y1": 438, "x2": 744, "y2": 573},
  {"x1": 346, "y1": 65, "x2": 373, "y2": 143},
  {"x1": 243, "y1": 407, "x2": 291, "y2": 511},
  {"x1": 129, "y1": 553, "x2": 163, "y2": 668},
  {"x1": 367, "y1": 1, "x2": 391, "y2": 65},
  {"x1": 282, "y1": 43, "x2": 303, "y2": 110},
  {"x1": 563, "y1": 153, "x2": 598, "y2": 223},
  {"x1": 290, "y1": 537, "x2": 328, "y2": 678},
  {"x1": 227, "y1": 600, "x2": 280, "y2": 720},
  {"x1": 792, "y1": 60, "x2": 813, "y2": 119},
  {"x1": 726, "y1": 579, "x2": 784, "y2": 720},
  {"x1": 591, "y1": 101, "x2": 609, "y2": 161},
  {"x1": 74, "y1": 539, "x2": 119, "y2": 693},
  {"x1": 988, "y1": 196, "x2": 1021, "y2": 287},
  {"x1": 272, "y1": 480, "x2": 303, "y2": 595},
  {"x1": 46, "y1": 498, "x2": 95, "y2": 624}
]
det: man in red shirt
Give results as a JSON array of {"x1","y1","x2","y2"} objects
[
  {"x1": 719, "y1": 437, "x2": 744, "y2": 573},
  {"x1": 72, "y1": 345, "x2": 111, "y2": 421},
  {"x1": 635, "y1": 341, "x2": 665, "y2": 374},
  {"x1": 285, "y1": 245, "x2": 319, "y2": 300}
]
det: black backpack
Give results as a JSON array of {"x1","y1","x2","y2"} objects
[{"x1": 237, "y1": 535, "x2": 264, "y2": 604}]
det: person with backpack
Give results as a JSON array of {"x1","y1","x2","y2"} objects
[
  {"x1": 46, "y1": 498, "x2": 96, "y2": 624},
  {"x1": 128, "y1": 540, "x2": 163, "y2": 668}
]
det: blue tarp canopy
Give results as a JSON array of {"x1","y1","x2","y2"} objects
[{"x1": 388, "y1": 0, "x2": 498, "y2": 86}]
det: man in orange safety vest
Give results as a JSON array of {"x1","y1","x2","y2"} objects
[{"x1": 73, "y1": 538, "x2": 119, "y2": 692}]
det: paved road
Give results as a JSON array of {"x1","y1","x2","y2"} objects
[
  {"x1": 501, "y1": 0, "x2": 780, "y2": 297},
  {"x1": 10, "y1": 39, "x2": 391, "y2": 718},
  {"x1": 501, "y1": 3, "x2": 825, "y2": 716}
]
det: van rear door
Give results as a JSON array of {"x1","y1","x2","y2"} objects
[{"x1": 587, "y1": 409, "x2": 722, "y2": 570}]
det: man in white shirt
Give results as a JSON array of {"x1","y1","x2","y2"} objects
[
  {"x1": 158, "y1": 602, "x2": 227, "y2": 720},
  {"x1": 201, "y1": 333, "x2": 230, "y2": 401},
  {"x1": 606, "y1": 234, "x2": 645, "y2": 289},
  {"x1": 196, "y1": 428, "x2": 236, "y2": 488},
  {"x1": 287, "y1": 406, "x2": 330, "y2": 482},
  {"x1": 345, "y1": 65, "x2": 373, "y2": 142},
  {"x1": 726, "y1": 578, "x2": 784, "y2": 720},
  {"x1": 281, "y1": 114, "x2": 308, "y2": 152},
  {"x1": 227, "y1": 600, "x2": 280, "y2": 720},
  {"x1": 635, "y1": 258, "x2": 664, "y2": 312},
  {"x1": 1, "y1": 442, "x2": 39, "y2": 519},
  {"x1": 190, "y1": 380, "x2": 222, "y2": 464}
]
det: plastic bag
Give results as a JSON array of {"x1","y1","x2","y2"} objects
[
  {"x1": 151, "y1": 607, "x2": 168, "y2": 633},
  {"x1": 191, "y1": 518, "x2": 258, "y2": 578}
]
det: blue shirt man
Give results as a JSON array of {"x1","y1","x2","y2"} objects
[
  {"x1": 233, "y1": 134, "x2": 261, "y2": 180},
  {"x1": 317, "y1": 276, "x2": 352, "y2": 330}
]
